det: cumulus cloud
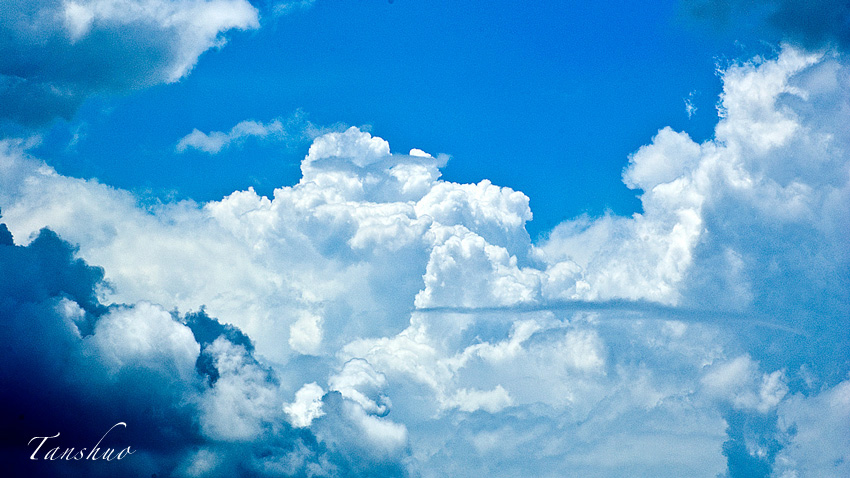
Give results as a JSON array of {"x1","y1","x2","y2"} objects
[
  {"x1": 0, "y1": 0, "x2": 259, "y2": 127},
  {"x1": 701, "y1": 355, "x2": 788, "y2": 413},
  {"x1": 0, "y1": 219, "x2": 410, "y2": 477},
  {"x1": 91, "y1": 301, "x2": 200, "y2": 380},
  {"x1": 775, "y1": 380, "x2": 850, "y2": 477},
  {"x1": 539, "y1": 47, "x2": 849, "y2": 345},
  {"x1": 328, "y1": 359, "x2": 392, "y2": 416},
  {"x1": 443, "y1": 385, "x2": 513, "y2": 413},
  {"x1": 284, "y1": 382, "x2": 326, "y2": 428},
  {"x1": 1, "y1": 45, "x2": 848, "y2": 477}
]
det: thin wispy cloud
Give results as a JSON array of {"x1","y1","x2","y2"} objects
[
  {"x1": 273, "y1": 0, "x2": 317, "y2": 17},
  {"x1": 684, "y1": 90, "x2": 698, "y2": 118},
  {"x1": 174, "y1": 110, "x2": 345, "y2": 155}
]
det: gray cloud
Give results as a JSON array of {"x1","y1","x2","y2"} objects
[
  {"x1": 0, "y1": 217, "x2": 411, "y2": 477},
  {"x1": 0, "y1": 0, "x2": 258, "y2": 128}
]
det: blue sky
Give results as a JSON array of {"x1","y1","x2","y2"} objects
[
  {"x1": 27, "y1": 0, "x2": 745, "y2": 237},
  {"x1": 1, "y1": 1, "x2": 849, "y2": 477}
]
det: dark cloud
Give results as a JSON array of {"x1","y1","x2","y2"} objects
[
  {"x1": 185, "y1": 308, "x2": 255, "y2": 353},
  {"x1": 0, "y1": 225, "x2": 106, "y2": 320},
  {"x1": 684, "y1": 0, "x2": 850, "y2": 50},
  {"x1": 0, "y1": 0, "x2": 258, "y2": 129},
  {"x1": 0, "y1": 218, "x2": 410, "y2": 477},
  {"x1": 0, "y1": 223, "x2": 195, "y2": 477}
]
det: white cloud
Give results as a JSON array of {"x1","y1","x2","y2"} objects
[
  {"x1": 176, "y1": 129, "x2": 231, "y2": 155},
  {"x1": 304, "y1": 125, "x2": 391, "y2": 168},
  {"x1": 90, "y1": 301, "x2": 200, "y2": 380},
  {"x1": 328, "y1": 359, "x2": 392, "y2": 416},
  {"x1": 176, "y1": 448, "x2": 222, "y2": 478},
  {"x1": 284, "y1": 382, "x2": 326, "y2": 428},
  {"x1": 409, "y1": 148, "x2": 432, "y2": 158},
  {"x1": 774, "y1": 380, "x2": 850, "y2": 477},
  {"x1": 0, "y1": 218, "x2": 400, "y2": 476},
  {"x1": 342, "y1": 400, "x2": 408, "y2": 454},
  {"x1": 0, "y1": 126, "x2": 456, "y2": 362},
  {"x1": 273, "y1": 0, "x2": 316, "y2": 17},
  {"x1": 444, "y1": 385, "x2": 513, "y2": 413},
  {"x1": 0, "y1": 0, "x2": 259, "y2": 125},
  {"x1": 288, "y1": 311, "x2": 324, "y2": 355},
  {"x1": 623, "y1": 127, "x2": 703, "y2": 191},
  {"x1": 538, "y1": 46, "x2": 850, "y2": 323},
  {"x1": 176, "y1": 114, "x2": 313, "y2": 154},
  {"x1": 59, "y1": 0, "x2": 258, "y2": 81},
  {"x1": 701, "y1": 355, "x2": 788, "y2": 413},
  {"x1": 198, "y1": 337, "x2": 281, "y2": 442},
  {"x1": 415, "y1": 225, "x2": 541, "y2": 308},
  {"x1": 684, "y1": 90, "x2": 698, "y2": 118},
  {"x1": 1, "y1": 45, "x2": 849, "y2": 477}
]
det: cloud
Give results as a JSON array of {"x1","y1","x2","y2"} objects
[
  {"x1": 0, "y1": 218, "x2": 412, "y2": 477},
  {"x1": 176, "y1": 113, "x2": 319, "y2": 154},
  {"x1": 442, "y1": 385, "x2": 513, "y2": 413},
  {"x1": 539, "y1": 47, "x2": 850, "y2": 347},
  {"x1": 312, "y1": 392, "x2": 408, "y2": 462},
  {"x1": 683, "y1": 0, "x2": 850, "y2": 50},
  {"x1": 774, "y1": 380, "x2": 850, "y2": 477},
  {"x1": 0, "y1": 225, "x2": 194, "y2": 476},
  {"x1": 91, "y1": 301, "x2": 200, "y2": 380},
  {"x1": 0, "y1": 0, "x2": 259, "y2": 127},
  {"x1": 284, "y1": 382, "x2": 326, "y2": 428},
  {"x1": 701, "y1": 355, "x2": 789, "y2": 413},
  {"x1": 685, "y1": 90, "x2": 698, "y2": 118},
  {"x1": 1, "y1": 44, "x2": 848, "y2": 476},
  {"x1": 328, "y1": 359, "x2": 392, "y2": 416},
  {"x1": 273, "y1": 0, "x2": 316, "y2": 17}
]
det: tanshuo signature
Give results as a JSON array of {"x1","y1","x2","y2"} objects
[{"x1": 27, "y1": 422, "x2": 136, "y2": 461}]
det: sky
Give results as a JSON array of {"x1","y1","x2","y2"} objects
[{"x1": 1, "y1": 1, "x2": 849, "y2": 477}]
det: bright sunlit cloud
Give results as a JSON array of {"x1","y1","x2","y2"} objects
[{"x1": 1, "y1": 2, "x2": 848, "y2": 477}]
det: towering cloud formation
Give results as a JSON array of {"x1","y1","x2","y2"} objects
[
  {"x1": 0, "y1": 222, "x2": 411, "y2": 477},
  {"x1": 1, "y1": 45, "x2": 848, "y2": 476}
]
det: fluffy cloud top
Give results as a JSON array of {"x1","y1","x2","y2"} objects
[
  {"x1": 0, "y1": 225, "x2": 406, "y2": 477},
  {"x1": 1, "y1": 45, "x2": 848, "y2": 477}
]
